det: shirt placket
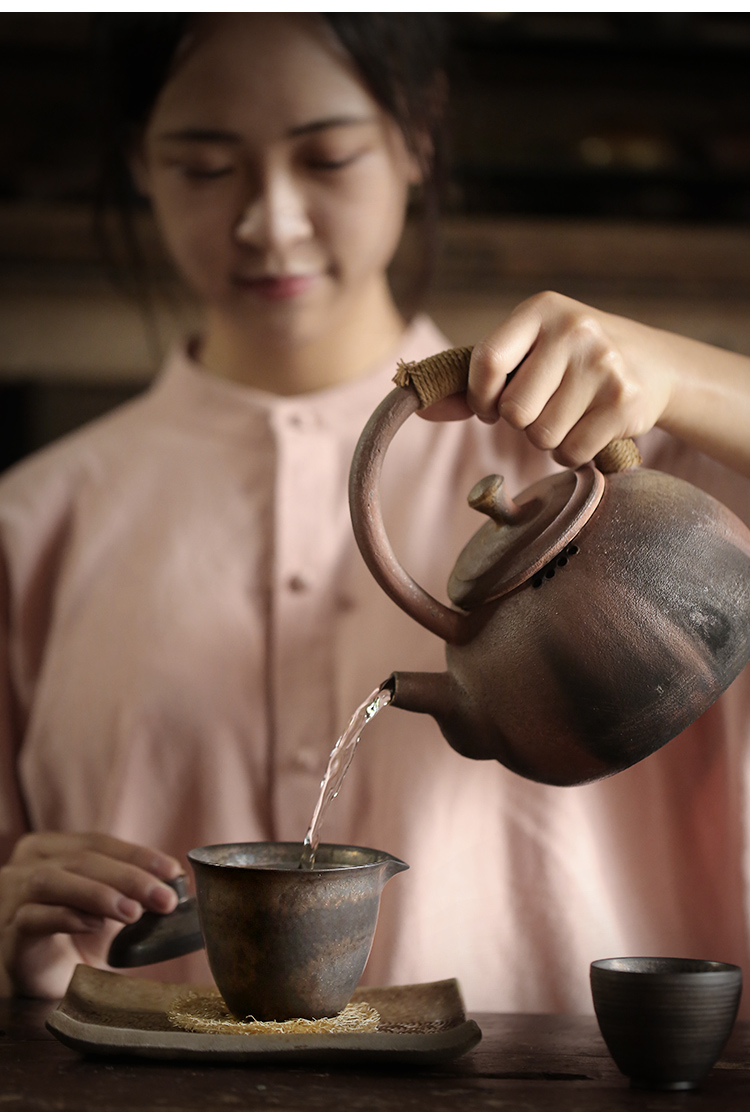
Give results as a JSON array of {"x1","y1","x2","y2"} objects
[{"x1": 269, "y1": 405, "x2": 339, "y2": 842}]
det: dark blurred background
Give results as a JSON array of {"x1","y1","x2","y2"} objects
[{"x1": 3, "y1": 12, "x2": 750, "y2": 469}]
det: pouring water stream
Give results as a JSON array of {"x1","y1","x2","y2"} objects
[{"x1": 299, "y1": 684, "x2": 392, "y2": 868}]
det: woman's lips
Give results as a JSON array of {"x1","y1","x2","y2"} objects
[{"x1": 232, "y1": 273, "x2": 319, "y2": 300}]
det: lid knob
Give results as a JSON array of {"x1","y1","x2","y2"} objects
[{"x1": 468, "y1": 474, "x2": 538, "y2": 527}]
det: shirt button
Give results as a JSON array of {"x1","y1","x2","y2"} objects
[
  {"x1": 295, "y1": 746, "x2": 321, "y2": 773},
  {"x1": 285, "y1": 410, "x2": 321, "y2": 432},
  {"x1": 287, "y1": 574, "x2": 310, "y2": 593},
  {"x1": 286, "y1": 411, "x2": 317, "y2": 431}
]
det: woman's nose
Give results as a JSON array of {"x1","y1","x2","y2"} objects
[{"x1": 234, "y1": 173, "x2": 313, "y2": 253}]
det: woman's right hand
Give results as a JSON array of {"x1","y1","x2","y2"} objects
[{"x1": 0, "y1": 832, "x2": 181, "y2": 998}]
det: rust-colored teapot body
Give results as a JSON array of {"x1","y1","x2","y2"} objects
[{"x1": 349, "y1": 349, "x2": 750, "y2": 786}]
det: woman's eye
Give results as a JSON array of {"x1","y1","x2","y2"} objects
[
  {"x1": 306, "y1": 150, "x2": 364, "y2": 172},
  {"x1": 160, "y1": 159, "x2": 233, "y2": 180},
  {"x1": 179, "y1": 165, "x2": 235, "y2": 181}
]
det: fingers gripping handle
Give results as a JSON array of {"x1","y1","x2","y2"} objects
[{"x1": 394, "y1": 346, "x2": 641, "y2": 474}]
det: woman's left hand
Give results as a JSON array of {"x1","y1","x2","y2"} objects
[{"x1": 421, "y1": 290, "x2": 750, "y2": 477}]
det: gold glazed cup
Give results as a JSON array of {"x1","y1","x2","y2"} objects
[{"x1": 187, "y1": 841, "x2": 408, "y2": 1022}]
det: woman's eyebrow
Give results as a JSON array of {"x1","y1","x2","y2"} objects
[
  {"x1": 155, "y1": 116, "x2": 376, "y2": 144},
  {"x1": 156, "y1": 128, "x2": 242, "y2": 143},
  {"x1": 288, "y1": 115, "x2": 376, "y2": 138}
]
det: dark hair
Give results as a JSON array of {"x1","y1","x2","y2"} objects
[{"x1": 91, "y1": 13, "x2": 448, "y2": 315}]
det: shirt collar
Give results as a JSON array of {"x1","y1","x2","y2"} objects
[{"x1": 147, "y1": 316, "x2": 449, "y2": 436}]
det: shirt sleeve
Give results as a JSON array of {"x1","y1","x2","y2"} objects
[
  {"x1": 638, "y1": 427, "x2": 750, "y2": 529},
  {"x1": 0, "y1": 547, "x2": 30, "y2": 865}
]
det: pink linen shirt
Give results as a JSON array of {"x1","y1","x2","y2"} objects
[{"x1": 1, "y1": 315, "x2": 750, "y2": 1013}]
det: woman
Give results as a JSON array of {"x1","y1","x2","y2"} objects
[{"x1": 1, "y1": 13, "x2": 749, "y2": 1008}]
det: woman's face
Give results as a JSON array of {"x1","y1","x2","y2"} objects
[{"x1": 135, "y1": 14, "x2": 420, "y2": 349}]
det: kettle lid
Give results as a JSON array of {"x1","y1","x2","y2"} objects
[{"x1": 448, "y1": 464, "x2": 605, "y2": 608}]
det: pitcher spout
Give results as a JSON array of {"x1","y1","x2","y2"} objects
[{"x1": 381, "y1": 853, "x2": 410, "y2": 882}]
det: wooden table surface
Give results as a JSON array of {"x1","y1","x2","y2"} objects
[{"x1": 4, "y1": 994, "x2": 750, "y2": 1111}]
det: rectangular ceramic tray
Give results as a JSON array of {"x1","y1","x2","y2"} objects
[{"x1": 46, "y1": 965, "x2": 482, "y2": 1065}]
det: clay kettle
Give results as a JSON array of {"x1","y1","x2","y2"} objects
[{"x1": 348, "y1": 347, "x2": 750, "y2": 786}]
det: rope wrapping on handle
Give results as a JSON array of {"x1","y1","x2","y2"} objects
[
  {"x1": 594, "y1": 438, "x2": 642, "y2": 473},
  {"x1": 394, "y1": 345, "x2": 641, "y2": 473},
  {"x1": 394, "y1": 346, "x2": 472, "y2": 407}
]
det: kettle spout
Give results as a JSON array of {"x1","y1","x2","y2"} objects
[
  {"x1": 385, "y1": 670, "x2": 491, "y2": 760},
  {"x1": 386, "y1": 670, "x2": 454, "y2": 717}
]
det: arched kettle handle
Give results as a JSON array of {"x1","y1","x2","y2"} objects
[
  {"x1": 348, "y1": 346, "x2": 641, "y2": 646},
  {"x1": 348, "y1": 349, "x2": 475, "y2": 646}
]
